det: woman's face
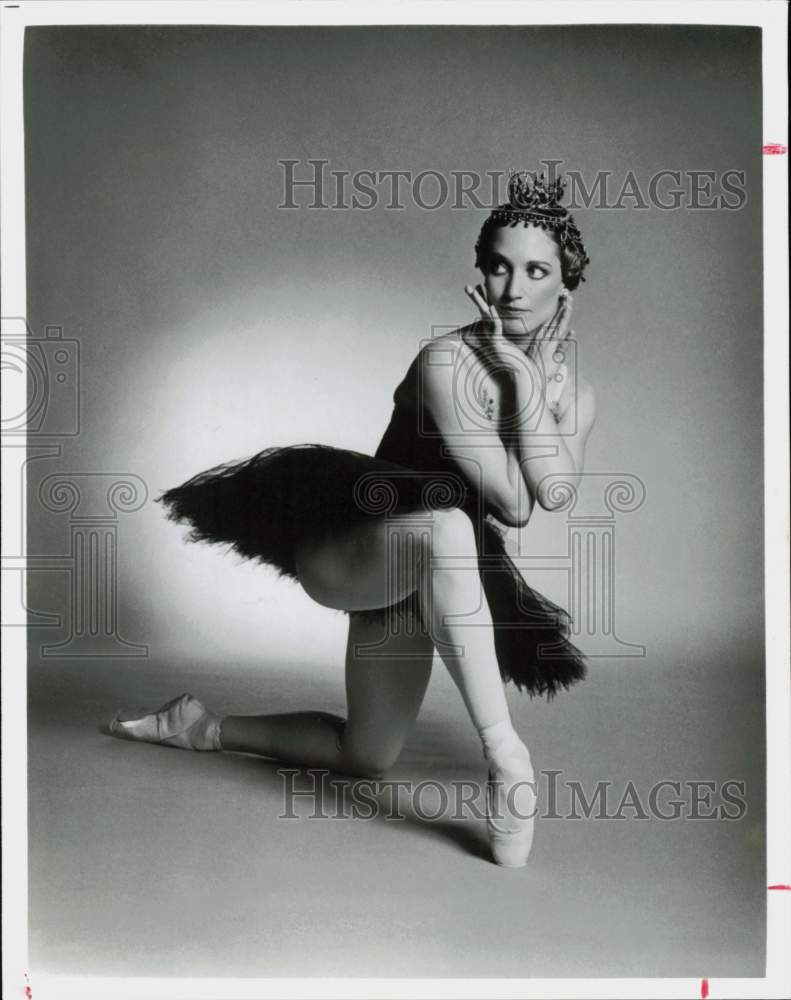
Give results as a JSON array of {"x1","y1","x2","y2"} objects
[{"x1": 481, "y1": 224, "x2": 565, "y2": 339}]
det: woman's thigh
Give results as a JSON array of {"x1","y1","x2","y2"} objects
[
  {"x1": 293, "y1": 506, "x2": 476, "y2": 613},
  {"x1": 339, "y1": 609, "x2": 434, "y2": 775},
  {"x1": 293, "y1": 508, "x2": 430, "y2": 612}
]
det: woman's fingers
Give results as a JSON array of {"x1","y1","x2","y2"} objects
[
  {"x1": 535, "y1": 308, "x2": 551, "y2": 343},
  {"x1": 475, "y1": 283, "x2": 495, "y2": 321},
  {"x1": 557, "y1": 294, "x2": 574, "y2": 341},
  {"x1": 464, "y1": 283, "x2": 481, "y2": 312},
  {"x1": 547, "y1": 296, "x2": 566, "y2": 341},
  {"x1": 552, "y1": 327, "x2": 574, "y2": 364},
  {"x1": 539, "y1": 295, "x2": 564, "y2": 342},
  {"x1": 540, "y1": 305, "x2": 571, "y2": 379},
  {"x1": 465, "y1": 284, "x2": 503, "y2": 337},
  {"x1": 489, "y1": 302, "x2": 503, "y2": 336},
  {"x1": 553, "y1": 295, "x2": 567, "y2": 336},
  {"x1": 464, "y1": 284, "x2": 573, "y2": 363},
  {"x1": 465, "y1": 283, "x2": 492, "y2": 323}
]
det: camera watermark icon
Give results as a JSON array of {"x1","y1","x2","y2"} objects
[
  {"x1": 418, "y1": 326, "x2": 582, "y2": 437},
  {"x1": 1, "y1": 317, "x2": 80, "y2": 437},
  {"x1": 2, "y1": 316, "x2": 149, "y2": 656},
  {"x1": 348, "y1": 463, "x2": 646, "y2": 662},
  {"x1": 344, "y1": 320, "x2": 645, "y2": 660}
]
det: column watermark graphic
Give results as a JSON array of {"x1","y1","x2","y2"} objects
[
  {"x1": 523, "y1": 472, "x2": 646, "y2": 657},
  {"x1": 36, "y1": 473, "x2": 149, "y2": 657},
  {"x1": 1, "y1": 316, "x2": 149, "y2": 657},
  {"x1": 347, "y1": 328, "x2": 645, "y2": 659}
]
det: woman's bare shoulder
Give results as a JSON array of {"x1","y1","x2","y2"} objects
[
  {"x1": 411, "y1": 325, "x2": 495, "y2": 418},
  {"x1": 417, "y1": 323, "x2": 480, "y2": 366}
]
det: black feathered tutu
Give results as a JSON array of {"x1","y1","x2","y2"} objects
[{"x1": 157, "y1": 351, "x2": 587, "y2": 698}]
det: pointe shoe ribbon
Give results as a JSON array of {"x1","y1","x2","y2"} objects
[
  {"x1": 109, "y1": 693, "x2": 222, "y2": 751},
  {"x1": 484, "y1": 731, "x2": 536, "y2": 868}
]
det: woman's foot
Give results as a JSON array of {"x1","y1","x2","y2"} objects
[
  {"x1": 108, "y1": 693, "x2": 223, "y2": 751},
  {"x1": 483, "y1": 729, "x2": 536, "y2": 868}
]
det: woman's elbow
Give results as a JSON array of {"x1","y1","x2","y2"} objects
[
  {"x1": 496, "y1": 492, "x2": 534, "y2": 528},
  {"x1": 537, "y1": 493, "x2": 566, "y2": 513},
  {"x1": 510, "y1": 508, "x2": 533, "y2": 528},
  {"x1": 536, "y1": 472, "x2": 580, "y2": 512}
]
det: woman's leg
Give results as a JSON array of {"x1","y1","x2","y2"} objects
[
  {"x1": 110, "y1": 610, "x2": 434, "y2": 779},
  {"x1": 231, "y1": 504, "x2": 519, "y2": 773},
  {"x1": 411, "y1": 509, "x2": 536, "y2": 865},
  {"x1": 111, "y1": 505, "x2": 533, "y2": 861},
  {"x1": 296, "y1": 508, "x2": 512, "y2": 731},
  {"x1": 296, "y1": 506, "x2": 536, "y2": 864},
  {"x1": 219, "y1": 611, "x2": 434, "y2": 777}
]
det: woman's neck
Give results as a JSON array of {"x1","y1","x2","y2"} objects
[{"x1": 504, "y1": 330, "x2": 541, "y2": 357}]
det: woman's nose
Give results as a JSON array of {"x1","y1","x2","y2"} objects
[{"x1": 504, "y1": 272, "x2": 526, "y2": 301}]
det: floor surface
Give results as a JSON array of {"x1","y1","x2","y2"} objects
[{"x1": 28, "y1": 647, "x2": 765, "y2": 979}]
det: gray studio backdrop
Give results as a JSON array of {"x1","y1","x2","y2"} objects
[
  {"x1": 24, "y1": 24, "x2": 764, "y2": 665},
  {"x1": 22, "y1": 23, "x2": 765, "y2": 976}
]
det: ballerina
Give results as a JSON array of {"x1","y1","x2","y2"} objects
[{"x1": 109, "y1": 169, "x2": 596, "y2": 868}]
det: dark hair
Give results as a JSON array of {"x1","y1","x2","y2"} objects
[
  {"x1": 475, "y1": 216, "x2": 589, "y2": 291},
  {"x1": 474, "y1": 170, "x2": 591, "y2": 290}
]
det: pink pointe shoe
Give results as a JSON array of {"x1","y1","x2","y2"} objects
[
  {"x1": 108, "y1": 692, "x2": 223, "y2": 751},
  {"x1": 484, "y1": 731, "x2": 537, "y2": 868}
]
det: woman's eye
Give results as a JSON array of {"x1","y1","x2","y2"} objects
[
  {"x1": 527, "y1": 265, "x2": 549, "y2": 279},
  {"x1": 489, "y1": 261, "x2": 507, "y2": 275}
]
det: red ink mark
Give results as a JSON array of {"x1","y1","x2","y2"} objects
[
  {"x1": 762, "y1": 143, "x2": 787, "y2": 155},
  {"x1": 768, "y1": 883, "x2": 791, "y2": 890},
  {"x1": 701, "y1": 978, "x2": 709, "y2": 998}
]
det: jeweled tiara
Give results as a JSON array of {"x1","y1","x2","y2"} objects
[{"x1": 483, "y1": 170, "x2": 590, "y2": 272}]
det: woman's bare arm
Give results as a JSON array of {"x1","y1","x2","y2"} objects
[
  {"x1": 419, "y1": 340, "x2": 532, "y2": 527},
  {"x1": 503, "y1": 373, "x2": 596, "y2": 520},
  {"x1": 460, "y1": 284, "x2": 596, "y2": 522},
  {"x1": 556, "y1": 376, "x2": 597, "y2": 474}
]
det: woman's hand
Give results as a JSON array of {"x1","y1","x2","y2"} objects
[
  {"x1": 464, "y1": 284, "x2": 573, "y2": 420},
  {"x1": 545, "y1": 363, "x2": 570, "y2": 421},
  {"x1": 464, "y1": 284, "x2": 540, "y2": 382},
  {"x1": 533, "y1": 292, "x2": 574, "y2": 421}
]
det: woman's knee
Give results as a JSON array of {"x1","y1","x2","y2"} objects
[
  {"x1": 338, "y1": 737, "x2": 402, "y2": 779},
  {"x1": 427, "y1": 506, "x2": 477, "y2": 555}
]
